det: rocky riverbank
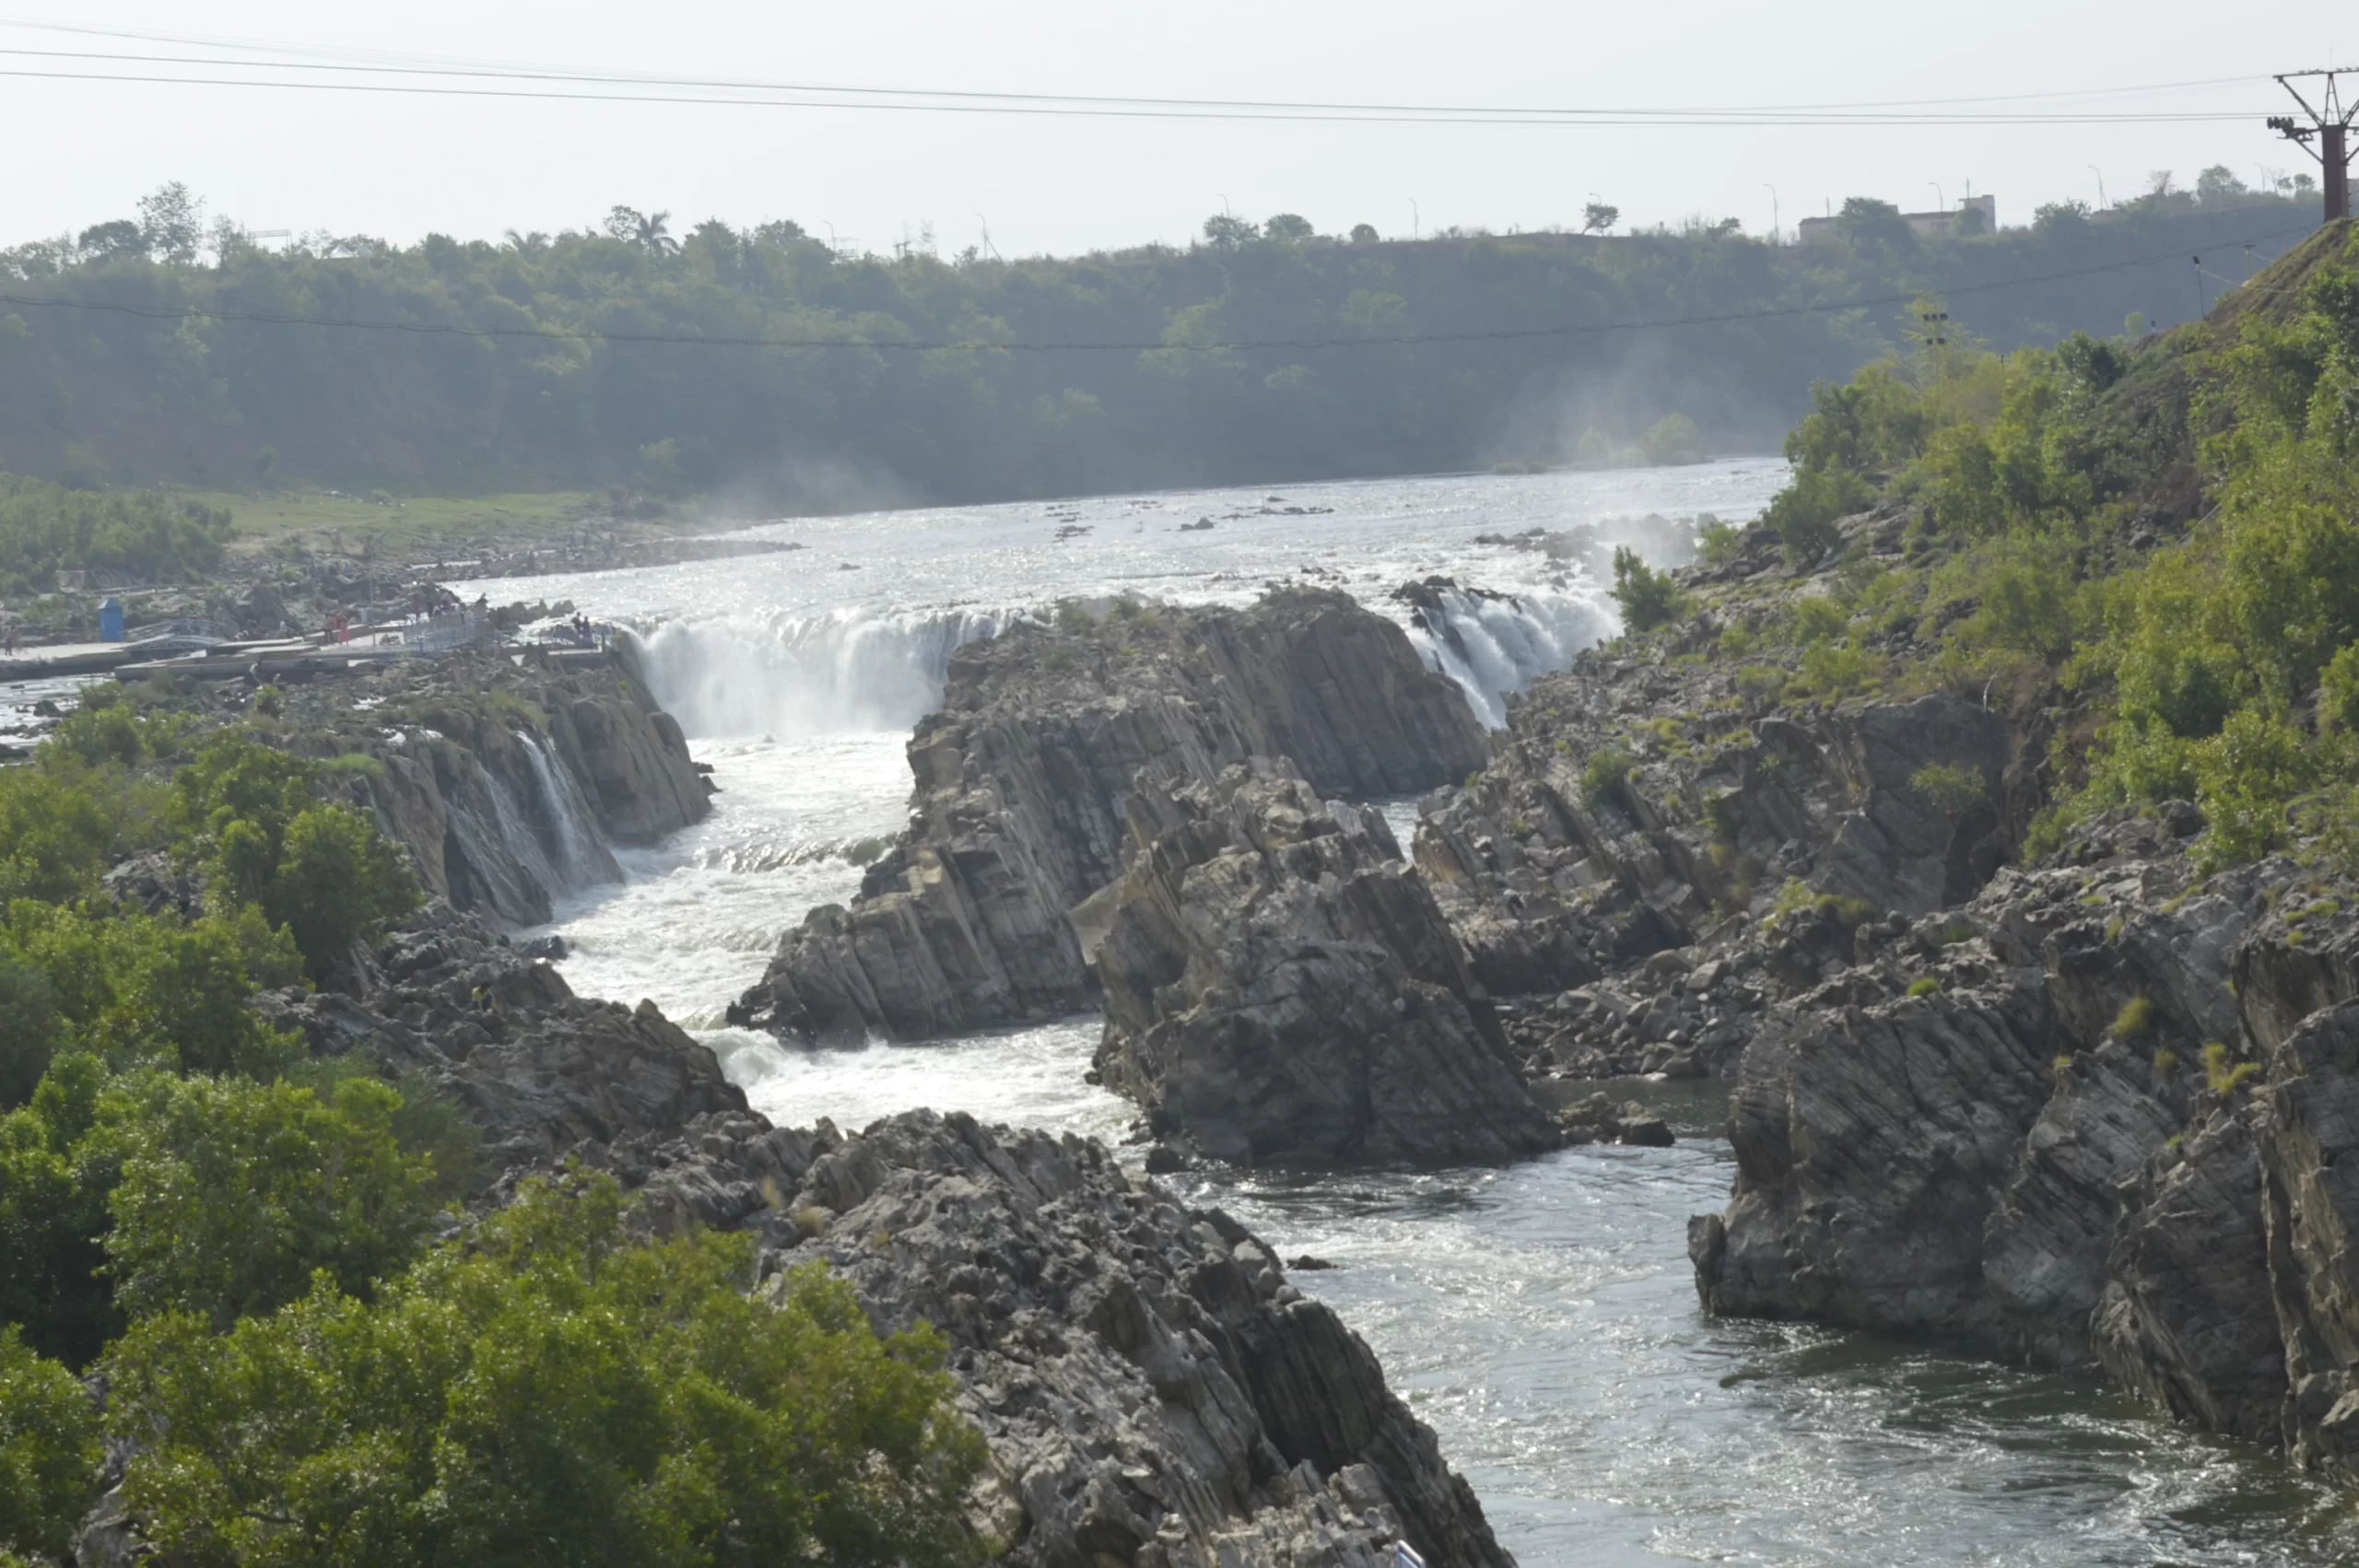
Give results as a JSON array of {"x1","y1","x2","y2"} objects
[
  {"x1": 730, "y1": 589, "x2": 1489, "y2": 1045},
  {"x1": 80, "y1": 630, "x2": 1518, "y2": 1565},
  {"x1": 1381, "y1": 488, "x2": 2359, "y2": 1483},
  {"x1": 229, "y1": 892, "x2": 1517, "y2": 1565}
]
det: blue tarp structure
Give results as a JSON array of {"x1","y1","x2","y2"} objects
[{"x1": 98, "y1": 598, "x2": 124, "y2": 641}]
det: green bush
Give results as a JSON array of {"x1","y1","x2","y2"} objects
[
  {"x1": 2201, "y1": 1040, "x2": 2260, "y2": 1094},
  {"x1": 0, "y1": 762, "x2": 135, "y2": 906},
  {"x1": 0, "y1": 471, "x2": 230, "y2": 593},
  {"x1": 167, "y1": 732, "x2": 418, "y2": 977},
  {"x1": 0, "y1": 1324, "x2": 101, "y2": 1563},
  {"x1": 1696, "y1": 516, "x2": 1743, "y2": 568},
  {"x1": 2, "y1": 901, "x2": 302, "y2": 1080},
  {"x1": 1578, "y1": 747, "x2": 1633, "y2": 810},
  {"x1": 2112, "y1": 995, "x2": 2155, "y2": 1039},
  {"x1": 1909, "y1": 761, "x2": 1987, "y2": 816},
  {"x1": 1907, "y1": 977, "x2": 1942, "y2": 998},
  {"x1": 105, "y1": 1171, "x2": 989, "y2": 1568},
  {"x1": 1763, "y1": 464, "x2": 1867, "y2": 566},
  {"x1": 0, "y1": 1054, "x2": 117, "y2": 1365},
  {"x1": 1609, "y1": 546, "x2": 1685, "y2": 633}
]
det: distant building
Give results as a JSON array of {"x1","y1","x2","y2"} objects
[{"x1": 1798, "y1": 193, "x2": 1996, "y2": 244}]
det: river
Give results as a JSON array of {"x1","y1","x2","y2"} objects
[{"x1": 475, "y1": 462, "x2": 2359, "y2": 1565}]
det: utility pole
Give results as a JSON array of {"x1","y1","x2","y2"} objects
[
  {"x1": 1763, "y1": 183, "x2": 1779, "y2": 244},
  {"x1": 2269, "y1": 69, "x2": 2358, "y2": 224}
]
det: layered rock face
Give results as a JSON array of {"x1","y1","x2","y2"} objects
[
  {"x1": 253, "y1": 902, "x2": 745, "y2": 1173},
  {"x1": 1410, "y1": 660, "x2": 2013, "y2": 1082},
  {"x1": 732, "y1": 591, "x2": 1488, "y2": 1044},
  {"x1": 289, "y1": 646, "x2": 710, "y2": 926},
  {"x1": 1680, "y1": 804, "x2": 2359, "y2": 1479},
  {"x1": 1090, "y1": 762, "x2": 1556, "y2": 1166},
  {"x1": 2247, "y1": 905, "x2": 2359, "y2": 1480},
  {"x1": 651, "y1": 1110, "x2": 1516, "y2": 1568},
  {"x1": 1689, "y1": 813, "x2": 2265, "y2": 1343}
]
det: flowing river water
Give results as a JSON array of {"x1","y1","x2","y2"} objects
[{"x1": 473, "y1": 463, "x2": 2359, "y2": 1565}]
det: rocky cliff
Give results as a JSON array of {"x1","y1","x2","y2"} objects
[
  {"x1": 730, "y1": 590, "x2": 1489, "y2": 1044},
  {"x1": 1406, "y1": 645, "x2": 2014, "y2": 1082},
  {"x1": 1091, "y1": 760, "x2": 1556, "y2": 1166},
  {"x1": 1364, "y1": 553, "x2": 2359, "y2": 1482},
  {"x1": 285, "y1": 645, "x2": 710, "y2": 927}
]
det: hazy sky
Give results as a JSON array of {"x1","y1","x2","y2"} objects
[{"x1": 1, "y1": 3, "x2": 2344, "y2": 256}]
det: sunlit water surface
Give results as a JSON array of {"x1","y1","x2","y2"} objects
[{"x1": 476, "y1": 465, "x2": 2358, "y2": 1565}]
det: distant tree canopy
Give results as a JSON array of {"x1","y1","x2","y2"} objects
[
  {"x1": 0, "y1": 473, "x2": 230, "y2": 595},
  {"x1": 0, "y1": 182, "x2": 2318, "y2": 506}
]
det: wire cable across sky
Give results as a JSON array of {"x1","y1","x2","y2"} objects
[{"x1": 0, "y1": 18, "x2": 2279, "y2": 127}]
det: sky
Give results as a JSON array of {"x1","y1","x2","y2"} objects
[{"x1": 0, "y1": 2, "x2": 2346, "y2": 257}]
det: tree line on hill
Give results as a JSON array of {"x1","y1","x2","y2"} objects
[{"x1": 0, "y1": 172, "x2": 2319, "y2": 510}]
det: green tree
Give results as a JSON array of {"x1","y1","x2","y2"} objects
[
  {"x1": 1580, "y1": 201, "x2": 1618, "y2": 234},
  {"x1": 107, "y1": 1172, "x2": 988, "y2": 1568},
  {"x1": 100, "y1": 1071, "x2": 442, "y2": 1328},
  {"x1": 1262, "y1": 213, "x2": 1314, "y2": 242},
  {"x1": 265, "y1": 805, "x2": 420, "y2": 977},
  {"x1": 1835, "y1": 196, "x2": 1915, "y2": 252},
  {"x1": 0, "y1": 1324, "x2": 100, "y2": 1564},
  {"x1": 1639, "y1": 412, "x2": 1703, "y2": 465},
  {"x1": 1201, "y1": 213, "x2": 1259, "y2": 251},
  {"x1": 135, "y1": 181, "x2": 204, "y2": 264}
]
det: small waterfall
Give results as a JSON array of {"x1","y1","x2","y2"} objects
[
  {"x1": 632, "y1": 605, "x2": 1012, "y2": 739},
  {"x1": 515, "y1": 730, "x2": 622, "y2": 892},
  {"x1": 1399, "y1": 583, "x2": 1615, "y2": 727},
  {"x1": 479, "y1": 754, "x2": 569, "y2": 912}
]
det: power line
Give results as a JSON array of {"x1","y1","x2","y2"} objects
[
  {"x1": 0, "y1": 62, "x2": 2266, "y2": 124},
  {"x1": 0, "y1": 225, "x2": 2312, "y2": 354},
  {"x1": 0, "y1": 36, "x2": 2274, "y2": 123},
  {"x1": 0, "y1": 16, "x2": 2270, "y2": 112}
]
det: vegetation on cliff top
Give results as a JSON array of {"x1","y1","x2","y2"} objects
[{"x1": 1633, "y1": 218, "x2": 2359, "y2": 878}]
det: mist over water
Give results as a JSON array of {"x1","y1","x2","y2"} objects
[{"x1": 473, "y1": 462, "x2": 2359, "y2": 1565}]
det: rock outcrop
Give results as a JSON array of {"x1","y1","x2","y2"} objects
[
  {"x1": 1689, "y1": 813, "x2": 2269, "y2": 1348},
  {"x1": 1090, "y1": 761, "x2": 1556, "y2": 1167},
  {"x1": 732, "y1": 591, "x2": 1489, "y2": 1044},
  {"x1": 243, "y1": 906, "x2": 1520, "y2": 1565},
  {"x1": 253, "y1": 902, "x2": 745, "y2": 1174},
  {"x1": 1674, "y1": 800, "x2": 2359, "y2": 1488},
  {"x1": 1408, "y1": 661, "x2": 2015, "y2": 1083},
  {"x1": 625, "y1": 1109, "x2": 1517, "y2": 1567},
  {"x1": 288, "y1": 645, "x2": 710, "y2": 926}
]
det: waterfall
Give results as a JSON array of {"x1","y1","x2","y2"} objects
[
  {"x1": 516, "y1": 730, "x2": 622, "y2": 892},
  {"x1": 478, "y1": 753, "x2": 569, "y2": 913},
  {"x1": 630, "y1": 605, "x2": 1013, "y2": 739},
  {"x1": 1397, "y1": 584, "x2": 1615, "y2": 728}
]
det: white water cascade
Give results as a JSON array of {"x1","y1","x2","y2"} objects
[
  {"x1": 515, "y1": 729, "x2": 620, "y2": 892},
  {"x1": 1398, "y1": 584, "x2": 1617, "y2": 728},
  {"x1": 630, "y1": 605, "x2": 1014, "y2": 738}
]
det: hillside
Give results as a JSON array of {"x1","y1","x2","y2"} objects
[{"x1": 0, "y1": 193, "x2": 2316, "y2": 508}]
